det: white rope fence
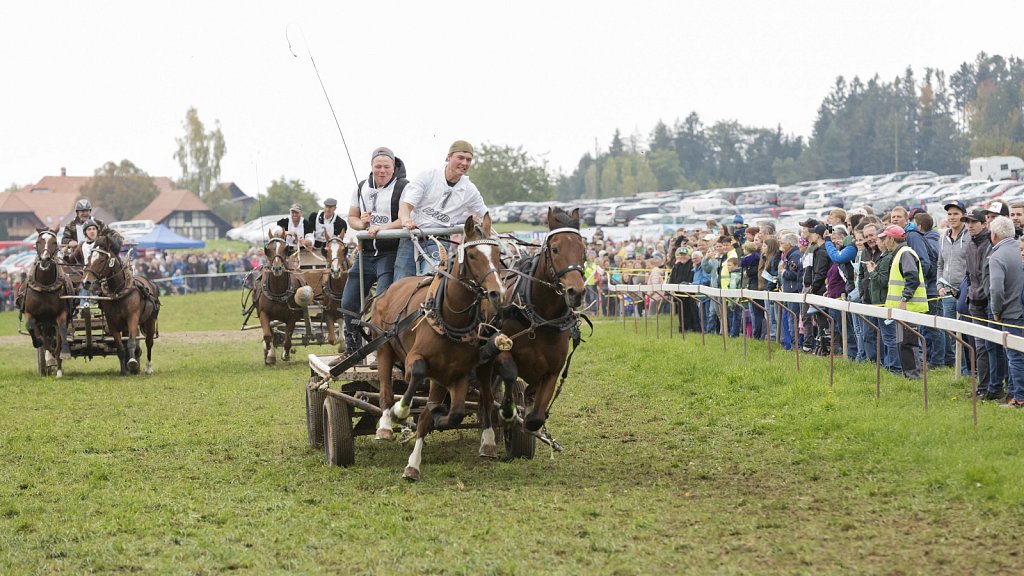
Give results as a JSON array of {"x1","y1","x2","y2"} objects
[{"x1": 610, "y1": 282, "x2": 1024, "y2": 427}]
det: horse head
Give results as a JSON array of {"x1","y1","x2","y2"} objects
[
  {"x1": 543, "y1": 207, "x2": 586, "y2": 310},
  {"x1": 327, "y1": 237, "x2": 348, "y2": 278},
  {"x1": 456, "y1": 213, "x2": 506, "y2": 313},
  {"x1": 265, "y1": 228, "x2": 289, "y2": 276},
  {"x1": 34, "y1": 227, "x2": 59, "y2": 269},
  {"x1": 82, "y1": 234, "x2": 119, "y2": 292}
]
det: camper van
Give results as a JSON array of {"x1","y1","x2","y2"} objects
[{"x1": 970, "y1": 156, "x2": 1024, "y2": 181}]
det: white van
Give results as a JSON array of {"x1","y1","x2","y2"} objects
[
  {"x1": 970, "y1": 156, "x2": 1024, "y2": 181},
  {"x1": 109, "y1": 219, "x2": 156, "y2": 238},
  {"x1": 676, "y1": 197, "x2": 732, "y2": 215}
]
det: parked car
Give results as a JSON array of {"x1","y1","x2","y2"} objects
[
  {"x1": 612, "y1": 204, "x2": 660, "y2": 226},
  {"x1": 227, "y1": 214, "x2": 288, "y2": 243}
]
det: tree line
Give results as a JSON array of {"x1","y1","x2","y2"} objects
[{"x1": 547, "y1": 51, "x2": 1024, "y2": 202}]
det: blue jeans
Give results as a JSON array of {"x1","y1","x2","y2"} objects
[
  {"x1": 394, "y1": 237, "x2": 448, "y2": 281},
  {"x1": 881, "y1": 319, "x2": 900, "y2": 373},
  {"x1": 748, "y1": 301, "x2": 765, "y2": 339},
  {"x1": 924, "y1": 298, "x2": 945, "y2": 367},
  {"x1": 986, "y1": 306, "x2": 1008, "y2": 395},
  {"x1": 705, "y1": 298, "x2": 720, "y2": 335},
  {"x1": 341, "y1": 249, "x2": 397, "y2": 352},
  {"x1": 861, "y1": 316, "x2": 879, "y2": 363},
  {"x1": 779, "y1": 302, "x2": 795, "y2": 350},
  {"x1": 766, "y1": 301, "x2": 779, "y2": 342},
  {"x1": 1003, "y1": 318, "x2": 1024, "y2": 402},
  {"x1": 969, "y1": 304, "x2": 991, "y2": 392},
  {"x1": 727, "y1": 304, "x2": 743, "y2": 337},
  {"x1": 939, "y1": 295, "x2": 960, "y2": 369}
]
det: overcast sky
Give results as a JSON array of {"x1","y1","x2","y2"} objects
[{"x1": 2, "y1": 1, "x2": 1018, "y2": 207}]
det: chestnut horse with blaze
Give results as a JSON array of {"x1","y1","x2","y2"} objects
[
  {"x1": 82, "y1": 235, "x2": 161, "y2": 376},
  {"x1": 254, "y1": 228, "x2": 308, "y2": 365},
  {"x1": 484, "y1": 207, "x2": 586, "y2": 456},
  {"x1": 370, "y1": 214, "x2": 506, "y2": 482},
  {"x1": 22, "y1": 228, "x2": 74, "y2": 377}
]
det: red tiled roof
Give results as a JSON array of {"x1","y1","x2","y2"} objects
[{"x1": 134, "y1": 188, "x2": 211, "y2": 222}]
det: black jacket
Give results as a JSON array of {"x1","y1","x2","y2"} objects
[
  {"x1": 808, "y1": 242, "x2": 831, "y2": 296},
  {"x1": 781, "y1": 247, "x2": 802, "y2": 293},
  {"x1": 966, "y1": 227, "x2": 993, "y2": 304}
]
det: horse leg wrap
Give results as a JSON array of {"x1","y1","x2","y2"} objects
[{"x1": 392, "y1": 399, "x2": 411, "y2": 420}]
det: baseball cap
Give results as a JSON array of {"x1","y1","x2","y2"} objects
[
  {"x1": 963, "y1": 209, "x2": 987, "y2": 222},
  {"x1": 986, "y1": 201, "x2": 1009, "y2": 216},
  {"x1": 323, "y1": 198, "x2": 338, "y2": 207},
  {"x1": 702, "y1": 233, "x2": 716, "y2": 241},
  {"x1": 811, "y1": 224, "x2": 828, "y2": 237},
  {"x1": 676, "y1": 247, "x2": 690, "y2": 255},
  {"x1": 943, "y1": 200, "x2": 966, "y2": 213},
  {"x1": 799, "y1": 218, "x2": 820, "y2": 228},
  {"x1": 879, "y1": 224, "x2": 906, "y2": 239},
  {"x1": 289, "y1": 203, "x2": 302, "y2": 212},
  {"x1": 908, "y1": 207, "x2": 925, "y2": 219}
]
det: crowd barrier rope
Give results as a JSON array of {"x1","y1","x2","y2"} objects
[{"x1": 609, "y1": 283, "x2": 1024, "y2": 428}]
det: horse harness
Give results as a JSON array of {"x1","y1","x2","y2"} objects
[
  {"x1": 88, "y1": 247, "x2": 160, "y2": 307},
  {"x1": 420, "y1": 236, "x2": 503, "y2": 345}
]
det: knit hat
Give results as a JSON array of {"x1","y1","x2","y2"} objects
[
  {"x1": 448, "y1": 140, "x2": 474, "y2": 156},
  {"x1": 371, "y1": 147, "x2": 395, "y2": 162},
  {"x1": 733, "y1": 214, "x2": 744, "y2": 224}
]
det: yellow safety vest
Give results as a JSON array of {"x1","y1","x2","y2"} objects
[
  {"x1": 884, "y1": 245, "x2": 927, "y2": 312},
  {"x1": 719, "y1": 249, "x2": 737, "y2": 289}
]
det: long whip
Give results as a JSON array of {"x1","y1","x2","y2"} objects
[{"x1": 286, "y1": 24, "x2": 361, "y2": 193}]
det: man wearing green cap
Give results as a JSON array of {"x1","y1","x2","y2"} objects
[{"x1": 394, "y1": 139, "x2": 489, "y2": 279}]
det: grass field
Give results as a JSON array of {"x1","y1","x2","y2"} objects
[{"x1": 2, "y1": 293, "x2": 1024, "y2": 574}]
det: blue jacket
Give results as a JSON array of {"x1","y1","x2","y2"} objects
[
  {"x1": 823, "y1": 239, "x2": 857, "y2": 264},
  {"x1": 780, "y1": 246, "x2": 803, "y2": 293}
]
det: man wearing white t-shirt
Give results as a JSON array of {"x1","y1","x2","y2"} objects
[{"x1": 394, "y1": 140, "x2": 489, "y2": 279}]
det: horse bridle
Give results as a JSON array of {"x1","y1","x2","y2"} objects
[
  {"x1": 540, "y1": 227, "x2": 585, "y2": 295},
  {"x1": 84, "y1": 245, "x2": 128, "y2": 294},
  {"x1": 266, "y1": 237, "x2": 289, "y2": 275},
  {"x1": 326, "y1": 237, "x2": 347, "y2": 279},
  {"x1": 35, "y1": 230, "x2": 58, "y2": 271}
]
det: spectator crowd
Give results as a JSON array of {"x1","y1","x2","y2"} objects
[{"x1": 582, "y1": 202, "x2": 1024, "y2": 407}]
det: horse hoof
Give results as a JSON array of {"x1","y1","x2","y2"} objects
[
  {"x1": 282, "y1": 351, "x2": 291, "y2": 362},
  {"x1": 145, "y1": 367, "x2": 154, "y2": 375},
  {"x1": 265, "y1": 356, "x2": 276, "y2": 366},
  {"x1": 479, "y1": 444, "x2": 498, "y2": 459},
  {"x1": 60, "y1": 351, "x2": 71, "y2": 361},
  {"x1": 402, "y1": 467, "x2": 420, "y2": 482},
  {"x1": 375, "y1": 428, "x2": 394, "y2": 442},
  {"x1": 127, "y1": 359, "x2": 140, "y2": 374},
  {"x1": 56, "y1": 370, "x2": 63, "y2": 379}
]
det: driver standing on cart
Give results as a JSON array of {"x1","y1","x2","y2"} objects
[
  {"x1": 340, "y1": 146, "x2": 409, "y2": 356},
  {"x1": 308, "y1": 197, "x2": 347, "y2": 253},
  {"x1": 393, "y1": 140, "x2": 489, "y2": 280},
  {"x1": 276, "y1": 204, "x2": 314, "y2": 252}
]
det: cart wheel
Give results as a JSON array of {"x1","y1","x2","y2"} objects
[
  {"x1": 36, "y1": 347, "x2": 47, "y2": 376},
  {"x1": 503, "y1": 379, "x2": 536, "y2": 459},
  {"x1": 323, "y1": 396, "x2": 355, "y2": 467},
  {"x1": 306, "y1": 384, "x2": 326, "y2": 450}
]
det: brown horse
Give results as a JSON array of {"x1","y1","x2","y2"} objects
[
  {"x1": 254, "y1": 229, "x2": 308, "y2": 365},
  {"x1": 370, "y1": 214, "x2": 506, "y2": 481},
  {"x1": 82, "y1": 234, "x2": 161, "y2": 375},
  {"x1": 22, "y1": 228, "x2": 74, "y2": 377},
  {"x1": 319, "y1": 237, "x2": 349, "y2": 349},
  {"x1": 483, "y1": 207, "x2": 586, "y2": 456}
]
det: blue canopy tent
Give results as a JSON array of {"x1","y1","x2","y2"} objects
[{"x1": 132, "y1": 225, "x2": 205, "y2": 250}]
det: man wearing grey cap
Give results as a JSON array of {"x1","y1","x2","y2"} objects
[
  {"x1": 394, "y1": 139, "x2": 489, "y2": 279},
  {"x1": 276, "y1": 204, "x2": 314, "y2": 250},
  {"x1": 339, "y1": 146, "x2": 409, "y2": 355},
  {"x1": 307, "y1": 197, "x2": 347, "y2": 251}
]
